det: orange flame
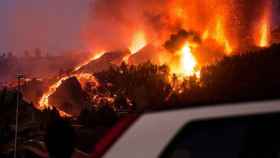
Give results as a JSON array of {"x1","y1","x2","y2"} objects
[
  {"x1": 257, "y1": 16, "x2": 270, "y2": 47},
  {"x1": 180, "y1": 43, "x2": 197, "y2": 76},
  {"x1": 129, "y1": 31, "x2": 147, "y2": 54},
  {"x1": 170, "y1": 42, "x2": 199, "y2": 77},
  {"x1": 255, "y1": 2, "x2": 271, "y2": 48},
  {"x1": 213, "y1": 17, "x2": 232, "y2": 54}
]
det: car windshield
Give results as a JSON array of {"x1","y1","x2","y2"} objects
[{"x1": 1, "y1": 0, "x2": 280, "y2": 158}]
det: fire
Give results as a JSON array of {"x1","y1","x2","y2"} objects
[
  {"x1": 75, "y1": 73, "x2": 100, "y2": 88},
  {"x1": 39, "y1": 50, "x2": 103, "y2": 116},
  {"x1": 255, "y1": 1, "x2": 271, "y2": 48},
  {"x1": 201, "y1": 16, "x2": 233, "y2": 54},
  {"x1": 74, "y1": 51, "x2": 105, "y2": 72},
  {"x1": 122, "y1": 55, "x2": 130, "y2": 64},
  {"x1": 129, "y1": 31, "x2": 147, "y2": 54},
  {"x1": 38, "y1": 73, "x2": 99, "y2": 116},
  {"x1": 180, "y1": 43, "x2": 197, "y2": 76},
  {"x1": 39, "y1": 76, "x2": 70, "y2": 109},
  {"x1": 122, "y1": 31, "x2": 147, "y2": 63},
  {"x1": 213, "y1": 17, "x2": 232, "y2": 54},
  {"x1": 171, "y1": 42, "x2": 199, "y2": 77},
  {"x1": 257, "y1": 16, "x2": 270, "y2": 48}
]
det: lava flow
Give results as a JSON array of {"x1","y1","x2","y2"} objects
[
  {"x1": 74, "y1": 51, "x2": 105, "y2": 72},
  {"x1": 38, "y1": 51, "x2": 102, "y2": 116},
  {"x1": 36, "y1": 0, "x2": 275, "y2": 117}
]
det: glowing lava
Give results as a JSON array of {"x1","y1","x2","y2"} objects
[
  {"x1": 74, "y1": 51, "x2": 105, "y2": 72},
  {"x1": 38, "y1": 73, "x2": 99, "y2": 116},
  {"x1": 39, "y1": 50, "x2": 102, "y2": 117},
  {"x1": 39, "y1": 76, "x2": 70, "y2": 109},
  {"x1": 129, "y1": 31, "x2": 147, "y2": 54}
]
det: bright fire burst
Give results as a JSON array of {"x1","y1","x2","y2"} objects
[
  {"x1": 180, "y1": 43, "x2": 197, "y2": 76},
  {"x1": 213, "y1": 17, "x2": 232, "y2": 54},
  {"x1": 258, "y1": 18, "x2": 270, "y2": 48},
  {"x1": 171, "y1": 42, "x2": 199, "y2": 77},
  {"x1": 129, "y1": 31, "x2": 147, "y2": 54}
]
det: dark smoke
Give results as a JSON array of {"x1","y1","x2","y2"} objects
[{"x1": 164, "y1": 30, "x2": 201, "y2": 53}]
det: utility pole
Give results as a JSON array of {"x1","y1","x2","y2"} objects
[{"x1": 14, "y1": 73, "x2": 24, "y2": 158}]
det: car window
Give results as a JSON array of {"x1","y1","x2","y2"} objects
[{"x1": 160, "y1": 113, "x2": 280, "y2": 158}]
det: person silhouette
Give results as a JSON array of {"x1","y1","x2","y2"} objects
[{"x1": 45, "y1": 117, "x2": 75, "y2": 158}]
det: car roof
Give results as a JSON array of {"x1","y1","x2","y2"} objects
[{"x1": 103, "y1": 100, "x2": 280, "y2": 158}]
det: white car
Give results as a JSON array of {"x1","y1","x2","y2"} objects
[{"x1": 91, "y1": 100, "x2": 280, "y2": 158}]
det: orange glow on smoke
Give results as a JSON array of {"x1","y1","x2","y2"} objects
[{"x1": 129, "y1": 31, "x2": 147, "y2": 54}]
